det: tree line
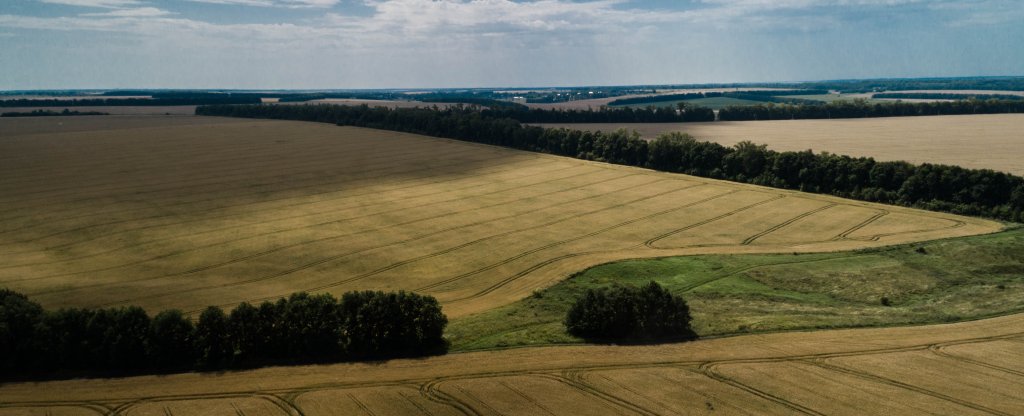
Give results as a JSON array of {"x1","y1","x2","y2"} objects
[
  {"x1": 0, "y1": 94, "x2": 262, "y2": 107},
  {"x1": 0, "y1": 289, "x2": 447, "y2": 380},
  {"x1": 196, "y1": 103, "x2": 1024, "y2": 222},
  {"x1": 872, "y1": 93, "x2": 1023, "y2": 101},
  {"x1": 483, "y1": 105, "x2": 715, "y2": 123},
  {"x1": 1, "y1": 109, "x2": 108, "y2": 117},
  {"x1": 718, "y1": 99, "x2": 1024, "y2": 121}
]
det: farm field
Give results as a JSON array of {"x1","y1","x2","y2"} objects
[
  {"x1": 2, "y1": 311, "x2": 1022, "y2": 415},
  {"x1": 536, "y1": 113, "x2": 1024, "y2": 175},
  {"x1": 0, "y1": 115, "x2": 999, "y2": 319},
  {"x1": 448, "y1": 227, "x2": 1024, "y2": 350}
]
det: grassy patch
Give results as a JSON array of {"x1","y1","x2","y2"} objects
[{"x1": 447, "y1": 227, "x2": 1024, "y2": 351}]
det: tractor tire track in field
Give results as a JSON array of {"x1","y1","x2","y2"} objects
[
  {"x1": 7, "y1": 330, "x2": 1024, "y2": 416},
  {"x1": 643, "y1": 193, "x2": 786, "y2": 249},
  {"x1": 4, "y1": 159, "x2": 585, "y2": 273},
  {"x1": 561, "y1": 370, "x2": 658, "y2": 416},
  {"x1": 399, "y1": 391, "x2": 435, "y2": 416},
  {"x1": 0, "y1": 141, "x2": 489, "y2": 235},
  {"x1": 0, "y1": 144, "x2": 528, "y2": 234},
  {"x1": 92, "y1": 176, "x2": 675, "y2": 308},
  {"x1": 0, "y1": 145, "x2": 505, "y2": 245},
  {"x1": 22, "y1": 168, "x2": 630, "y2": 292},
  {"x1": 740, "y1": 203, "x2": 837, "y2": 245},
  {"x1": 928, "y1": 344, "x2": 1024, "y2": 377},
  {"x1": 696, "y1": 363, "x2": 824, "y2": 416},
  {"x1": 831, "y1": 209, "x2": 889, "y2": 241},
  {"x1": 807, "y1": 359, "x2": 1014, "y2": 416},
  {"x1": 417, "y1": 188, "x2": 733, "y2": 295},
  {"x1": 851, "y1": 217, "x2": 967, "y2": 242},
  {"x1": 203, "y1": 181, "x2": 701, "y2": 309},
  {"x1": 348, "y1": 393, "x2": 377, "y2": 416},
  {"x1": 419, "y1": 380, "x2": 481, "y2": 416},
  {"x1": 498, "y1": 381, "x2": 557, "y2": 416}
]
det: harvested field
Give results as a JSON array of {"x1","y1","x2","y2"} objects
[
  {"x1": 535, "y1": 113, "x2": 1024, "y2": 175},
  {"x1": 2, "y1": 311, "x2": 1022, "y2": 415},
  {"x1": 0, "y1": 116, "x2": 999, "y2": 319}
]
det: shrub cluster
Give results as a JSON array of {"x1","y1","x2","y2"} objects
[
  {"x1": 196, "y1": 104, "x2": 1024, "y2": 222},
  {"x1": 565, "y1": 282, "x2": 696, "y2": 341},
  {"x1": 0, "y1": 289, "x2": 446, "y2": 379}
]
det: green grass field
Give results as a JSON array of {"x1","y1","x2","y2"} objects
[{"x1": 447, "y1": 226, "x2": 1024, "y2": 351}]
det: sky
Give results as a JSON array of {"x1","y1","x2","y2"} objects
[{"x1": 0, "y1": 0, "x2": 1022, "y2": 89}]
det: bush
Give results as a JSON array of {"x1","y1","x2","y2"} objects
[{"x1": 565, "y1": 282, "x2": 696, "y2": 341}]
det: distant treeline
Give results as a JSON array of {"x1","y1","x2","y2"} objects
[
  {"x1": 0, "y1": 289, "x2": 447, "y2": 380},
  {"x1": 0, "y1": 93, "x2": 262, "y2": 107},
  {"x1": 1, "y1": 109, "x2": 108, "y2": 117},
  {"x1": 197, "y1": 104, "x2": 1024, "y2": 222},
  {"x1": 606, "y1": 89, "x2": 828, "y2": 106},
  {"x1": 718, "y1": 99, "x2": 1024, "y2": 121},
  {"x1": 484, "y1": 105, "x2": 715, "y2": 123},
  {"x1": 872, "y1": 93, "x2": 1024, "y2": 101},
  {"x1": 774, "y1": 77, "x2": 1024, "y2": 94}
]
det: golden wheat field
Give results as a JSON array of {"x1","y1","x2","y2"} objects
[
  {"x1": 536, "y1": 113, "x2": 1024, "y2": 175},
  {"x1": 2, "y1": 311, "x2": 1022, "y2": 415},
  {"x1": 0, "y1": 116, "x2": 1000, "y2": 319},
  {"x1": 0, "y1": 116, "x2": 1001, "y2": 320}
]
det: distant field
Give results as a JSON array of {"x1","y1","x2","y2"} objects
[
  {"x1": 525, "y1": 88, "x2": 793, "y2": 110},
  {"x1": 613, "y1": 96, "x2": 763, "y2": 110},
  {"x1": 536, "y1": 114, "x2": 1024, "y2": 175},
  {"x1": 0, "y1": 116, "x2": 998, "y2": 319},
  {"x1": 2, "y1": 312, "x2": 1022, "y2": 415}
]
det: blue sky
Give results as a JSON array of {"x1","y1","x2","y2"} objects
[{"x1": 1, "y1": 0, "x2": 1022, "y2": 89}]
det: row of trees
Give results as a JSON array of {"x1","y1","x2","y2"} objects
[
  {"x1": 483, "y1": 105, "x2": 715, "y2": 123},
  {"x1": 1, "y1": 289, "x2": 447, "y2": 379},
  {"x1": 872, "y1": 93, "x2": 1023, "y2": 101},
  {"x1": 196, "y1": 103, "x2": 1024, "y2": 222},
  {"x1": 1, "y1": 109, "x2": 108, "y2": 117},
  {"x1": 718, "y1": 98, "x2": 1024, "y2": 121},
  {"x1": 0, "y1": 95, "x2": 262, "y2": 107},
  {"x1": 565, "y1": 282, "x2": 695, "y2": 341}
]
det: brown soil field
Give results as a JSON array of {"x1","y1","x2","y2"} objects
[
  {"x1": 0, "y1": 116, "x2": 999, "y2": 319},
  {"x1": 536, "y1": 113, "x2": 1024, "y2": 175},
  {"x1": 2, "y1": 312, "x2": 1021, "y2": 415}
]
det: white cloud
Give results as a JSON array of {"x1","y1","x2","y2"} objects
[
  {"x1": 185, "y1": 0, "x2": 341, "y2": 8},
  {"x1": 39, "y1": 0, "x2": 142, "y2": 8},
  {"x1": 81, "y1": 7, "x2": 174, "y2": 17}
]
